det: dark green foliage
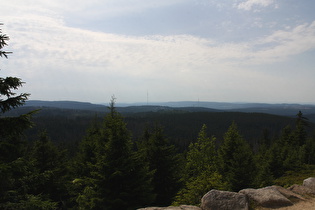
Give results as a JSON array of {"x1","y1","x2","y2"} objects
[
  {"x1": 305, "y1": 134, "x2": 315, "y2": 164},
  {"x1": 295, "y1": 111, "x2": 309, "y2": 146},
  {"x1": 0, "y1": 26, "x2": 31, "y2": 136},
  {"x1": 27, "y1": 133, "x2": 69, "y2": 205},
  {"x1": 10, "y1": 106, "x2": 300, "y2": 151},
  {"x1": 72, "y1": 98, "x2": 154, "y2": 209},
  {"x1": 0, "y1": 77, "x2": 29, "y2": 113},
  {"x1": 255, "y1": 111, "x2": 313, "y2": 184},
  {"x1": 274, "y1": 165, "x2": 315, "y2": 188},
  {"x1": 137, "y1": 125, "x2": 181, "y2": 206},
  {"x1": 127, "y1": 111, "x2": 297, "y2": 151},
  {"x1": 218, "y1": 122, "x2": 256, "y2": 191},
  {"x1": 0, "y1": 148, "x2": 60, "y2": 209},
  {"x1": 253, "y1": 144, "x2": 274, "y2": 187},
  {"x1": 174, "y1": 124, "x2": 227, "y2": 205},
  {"x1": 267, "y1": 126, "x2": 305, "y2": 177},
  {"x1": 0, "y1": 25, "x2": 32, "y2": 140},
  {"x1": 0, "y1": 132, "x2": 68, "y2": 209},
  {"x1": 0, "y1": 25, "x2": 12, "y2": 58},
  {"x1": 0, "y1": 25, "x2": 49, "y2": 209}
]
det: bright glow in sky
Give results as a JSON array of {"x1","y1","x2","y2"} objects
[{"x1": 1, "y1": 0, "x2": 315, "y2": 104}]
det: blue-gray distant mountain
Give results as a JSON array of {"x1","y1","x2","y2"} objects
[{"x1": 24, "y1": 100, "x2": 315, "y2": 119}]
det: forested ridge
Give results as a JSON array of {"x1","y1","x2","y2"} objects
[
  {"x1": 2, "y1": 25, "x2": 315, "y2": 209},
  {"x1": 7, "y1": 105, "x2": 310, "y2": 151}
]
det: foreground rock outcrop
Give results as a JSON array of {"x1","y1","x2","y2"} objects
[
  {"x1": 138, "y1": 205, "x2": 201, "y2": 210},
  {"x1": 239, "y1": 187, "x2": 293, "y2": 208},
  {"x1": 138, "y1": 177, "x2": 315, "y2": 210},
  {"x1": 269, "y1": 185, "x2": 306, "y2": 202},
  {"x1": 201, "y1": 189, "x2": 248, "y2": 210},
  {"x1": 288, "y1": 184, "x2": 315, "y2": 197},
  {"x1": 303, "y1": 177, "x2": 315, "y2": 191}
]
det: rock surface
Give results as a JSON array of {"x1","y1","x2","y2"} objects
[
  {"x1": 269, "y1": 185, "x2": 305, "y2": 202},
  {"x1": 201, "y1": 189, "x2": 248, "y2": 210},
  {"x1": 138, "y1": 205, "x2": 201, "y2": 210},
  {"x1": 140, "y1": 177, "x2": 315, "y2": 210},
  {"x1": 239, "y1": 187, "x2": 293, "y2": 208},
  {"x1": 288, "y1": 184, "x2": 315, "y2": 196},
  {"x1": 303, "y1": 177, "x2": 315, "y2": 191}
]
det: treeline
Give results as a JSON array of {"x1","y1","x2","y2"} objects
[
  {"x1": 15, "y1": 106, "x2": 302, "y2": 152},
  {"x1": 1, "y1": 98, "x2": 315, "y2": 209}
]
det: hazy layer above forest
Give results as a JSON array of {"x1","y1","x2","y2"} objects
[{"x1": 23, "y1": 100, "x2": 315, "y2": 119}]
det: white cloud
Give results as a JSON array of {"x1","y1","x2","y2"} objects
[
  {"x1": 252, "y1": 21, "x2": 315, "y2": 63},
  {"x1": 236, "y1": 0, "x2": 276, "y2": 11},
  {"x1": 4, "y1": 15, "x2": 315, "y2": 78},
  {"x1": 3, "y1": 0, "x2": 185, "y2": 21},
  {"x1": 1, "y1": 1, "x2": 315, "y2": 103}
]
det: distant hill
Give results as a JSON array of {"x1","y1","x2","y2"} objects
[
  {"x1": 23, "y1": 100, "x2": 222, "y2": 114},
  {"x1": 122, "y1": 101, "x2": 315, "y2": 116},
  {"x1": 25, "y1": 100, "x2": 107, "y2": 112},
  {"x1": 23, "y1": 100, "x2": 315, "y2": 121}
]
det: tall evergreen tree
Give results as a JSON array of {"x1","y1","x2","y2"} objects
[
  {"x1": 0, "y1": 24, "x2": 55, "y2": 210},
  {"x1": 266, "y1": 112, "x2": 310, "y2": 178},
  {"x1": 254, "y1": 143, "x2": 274, "y2": 187},
  {"x1": 295, "y1": 111, "x2": 309, "y2": 146},
  {"x1": 174, "y1": 124, "x2": 226, "y2": 205},
  {"x1": 27, "y1": 132, "x2": 68, "y2": 206},
  {"x1": 72, "y1": 97, "x2": 154, "y2": 210},
  {"x1": 218, "y1": 122, "x2": 256, "y2": 191},
  {"x1": 137, "y1": 125, "x2": 181, "y2": 206},
  {"x1": 0, "y1": 25, "x2": 32, "y2": 141}
]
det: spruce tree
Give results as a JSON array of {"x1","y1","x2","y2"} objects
[
  {"x1": 0, "y1": 25, "x2": 32, "y2": 141},
  {"x1": 27, "y1": 132, "x2": 68, "y2": 206},
  {"x1": 295, "y1": 111, "x2": 309, "y2": 146},
  {"x1": 73, "y1": 97, "x2": 154, "y2": 210},
  {"x1": 218, "y1": 122, "x2": 256, "y2": 191},
  {"x1": 305, "y1": 134, "x2": 315, "y2": 164},
  {"x1": 0, "y1": 24, "x2": 55, "y2": 209},
  {"x1": 174, "y1": 124, "x2": 227, "y2": 205},
  {"x1": 137, "y1": 125, "x2": 181, "y2": 206},
  {"x1": 268, "y1": 120, "x2": 307, "y2": 178}
]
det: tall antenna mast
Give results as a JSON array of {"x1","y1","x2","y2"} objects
[{"x1": 147, "y1": 90, "x2": 149, "y2": 105}]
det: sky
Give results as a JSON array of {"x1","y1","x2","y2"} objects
[{"x1": 1, "y1": 0, "x2": 315, "y2": 104}]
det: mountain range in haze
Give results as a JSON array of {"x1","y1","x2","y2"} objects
[{"x1": 24, "y1": 100, "x2": 315, "y2": 119}]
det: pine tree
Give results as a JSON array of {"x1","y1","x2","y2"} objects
[
  {"x1": 218, "y1": 122, "x2": 256, "y2": 191},
  {"x1": 174, "y1": 124, "x2": 227, "y2": 205},
  {"x1": 27, "y1": 132, "x2": 68, "y2": 206},
  {"x1": 254, "y1": 146, "x2": 274, "y2": 187},
  {"x1": 73, "y1": 97, "x2": 154, "y2": 210},
  {"x1": 137, "y1": 125, "x2": 181, "y2": 206},
  {"x1": 267, "y1": 120, "x2": 306, "y2": 178},
  {"x1": 305, "y1": 134, "x2": 315, "y2": 164},
  {"x1": 0, "y1": 24, "x2": 40, "y2": 209},
  {"x1": 0, "y1": 25, "x2": 32, "y2": 141},
  {"x1": 295, "y1": 111, "x2": 309, "y2": 146}
]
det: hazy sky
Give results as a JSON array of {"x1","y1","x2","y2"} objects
[{"x1": 1, "y1": 0, "x2": 315, "y2": 104}]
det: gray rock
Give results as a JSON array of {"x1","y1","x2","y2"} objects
[
  {"x1": 201, "y1": 189, "x2": 248, "y2": 210},
  {"x1": 239, "y1": 187, "x2": 292, "y2": 208},
  {"x1": 288, "y1": 184, "x2": 315, "y2": 196},
  {"x1": 268, "y1": 185, "x2": 305, "y2": 202},
  {"x1": 303, "y1": 177, "x2": 315, "y2": 191},
  {"x1": 138, "y1": 205, "x2": 201, "y2": 210}
]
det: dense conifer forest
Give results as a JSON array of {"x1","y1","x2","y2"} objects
[{"x1": 2, "y1": 25, "x2": 315, "y2": 209}]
